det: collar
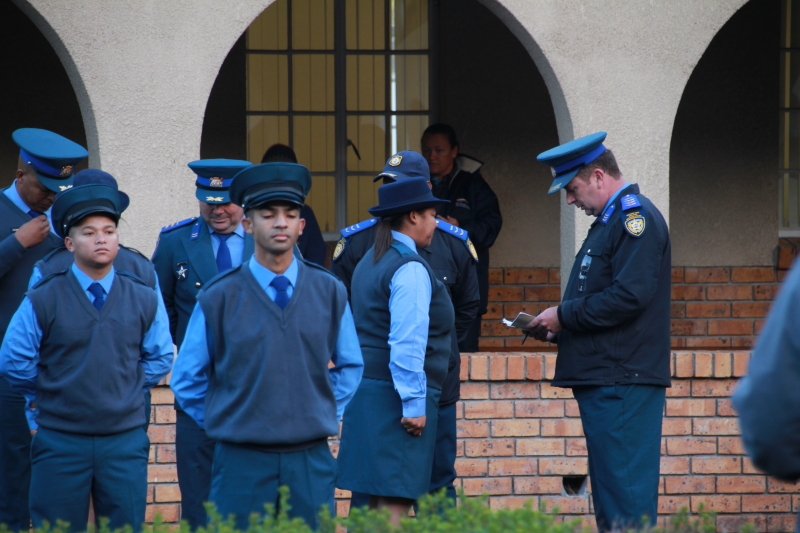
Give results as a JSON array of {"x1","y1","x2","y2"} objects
[
  {"x1": 391, "y1": 230, "x2": 418, "y2": 254},
  {"x1": 4, "y1": 179, "x2": 46, "y2": 215},
  {"x1": 210, "y1": 223, "x2": 245, "y2": 239},
  {"x1": 248, "y1": 254, "x2": 298, "y2": 291},
  {"x1": 71, "y1": 263, "x2": 115, "y2": 294},
  {"x1": 598, "y1": 181, "x2": 630, "y2": 219}
]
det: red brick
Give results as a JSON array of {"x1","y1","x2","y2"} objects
[
  {"x1": 684, "y1": 267, "x2": 730, "y2": 283},
  {"x1": 716, "y1": 399, "x2": 737, "y2": 416},
  {"x1": 691, "y1": 457, "x2": 741, "y2": 474},
  {"x1": 666, "y1": 380, "x2": 691, "y2": 397},
  {"x1": 707, "y1": 285, "x2": 752, "y2": 301},
  {"x1": 334, "y1": 487, "x2": 351, "y2": 498},
  {"x1": 549, "y1": 269, "x2": 561, "y2": 284},
  {"x1": 565, "y1": 400, "x2": 580, "y2": 417},
  {"x1": 515, "y1": 400, "x2": 564, "y2": 418},
  {"x1": 148, "y1": 464, "x2": 178, "y2": 483},
  {"x1": 665, "y1": 437, "x2": 717, "y2": 455},
  {"x1": 779, "y1": 242, "x2": 797, "y2": 269},
  {"x1": 146, "y1": 484, "x2": 154, "y2": 503},
  {"x1": 539, "y1": 383, "x2": 574, "y2": 398},
  {"x1": 513, "y1": 476, "x2": 563, "y2": 494},
  {"x1": 671, "y1": 303, "x2": 686, "y2": 318},
  {"x1": 488, "y1": 286, "x2": 523, "y2": 302},
  {"x1": 524, "y1": 286, "x2": 561, "y2": 302},
  {"x1": 731, "y1": 336, "x2": 756, "y2": 348},
  {"x1": 488, "y1": 268, "x2": 503, "y2": 285},
  {"x1": 767, "y1": 515, "x2": 797, "y2": 533},
  {"x1": 464, "y1": 401, "x2": 514, "y2": 419},
  {"x1": 156, "y1": 445, "x2": 176, "y2": 463},
  {"x1": 517, "y1": 438, "x2": 565, "y2": 456},
  {"x1": 659, "y1": 496, "x2": 690, "y2": 514},
  {"x1": 708, "y1": 319, "x2": 754, "y2": 336},
  {"x1": 544, "y1": 354, "x2": 557, "y2": 380},
  {"x1": 150, "y1": 387, "x2": 174, "y2": 405},
  {"x1": 566, "y1": 438, "x2": 587, "y2": 456},
  {"x1": 470, "y1": 356, "x2": 488, "y2": 380},
  {"x1": 743, "y1": 457, "x2": 763, "y2": 474},
  {"x1": 714, "y1": 353, "x2": 732, "y2": 377},
  {"x1": 672, "y1": 285, "x2": 705, "y2": 301},
  {"x1": 477, "y1": 338, "x2": 504, "y2": 348},
  {"x1": 732, "y1": 267, "x2": 776, "y2": 283},
  {"x1": 154, "y1": 484, "x2": 181, "y2": 503},
  {"x1": 489, "y1": 496, "x2": 539, "y2": 510},
  {"x1": 154, "y1": 406, "x2": 176, "y2": 425},
  {"x1": 664, "y1": 476, "x2": 715, "y2": 494},
  {"x1": 454, "y1": 458, "x2": 488, "y2": 477},
  {"x1": 691, "y1": 379, "x2": 738, "y2": 397},
  {"x1": 662, "y1": 418, "x2": 692, "y2": 436},
  {"x1": 539, "y1": 496, "x2": 590, "y2": 514},
  {"x1": 742, "y1": 495, "x2": 791, "y2": 512},
  {"x1": 504, "y1": 303, "x2": 548, "y2": 318},
  {"x1": 690, "y1": 495, "x2": 741, "y2": 513},
  {"x1": 732, "y1": 302, "x2": 773, "y2": 318},
  {"x1": 481, "y1": 321, "x2": 518, "y2": 337},
  {"x1": 488, "y1": 458, "x2": 537, "y2": 477},
  {"x1": 717, "y1": 515, "x2": 767, "y2": 533},
  {"x1": 483, "y1": 304, "x2": 503, "y2": 320},
  {"x1": 661, "y1": 457, "x2": 690, "y2": 474},
  {"x1": 685, "y1": 302, "x2": 730, "y2": 318},
  {"x1": 754, "y1": 284, "x2": 780, "y2": 301},
  {"x1": 504, "y1": 268, "x2": 548, "y2": 284},
  {"x1": 672, "y1": 267, "x2": 685, "y2": 283},
  {"x1": 491, "y1": 383, "x2": 539, "y2": 399},
  {"x1": 673, "y1": 353, "x2": 693, "y2": 378},
  {"x1": 538, "y1": 458, "x2": 588, "y2": 476},
  {"x1": 695, "y1": 352, "x2": 713, "y2": 377},
  {"x1": 507, "y1": 355, "x2": 525, "y2": 380},
  {"x1": 716, "y1": 476, "x2": 767, "y2": 493},
  {"x1": 147, "y1": 425, "x2": 176, "y2": 444},
  {"x1": 767, "y1": 479, "x2": 800, "y2": 493},
  {"x1": 665, "y1": 399, "x2": 716, "y2": 417},
  {"x1": 718, "y1": 437, "x2": 745, "y2": 455},
  {"x1": 457, "y1": 420, "x2": 490, "y2": 438},
  {"x1": 145, "y1": 504, "x2": 180, "y2": 523},
  {"x1": 491, "y1": 420, "x2": 540, "y2": 437},
  {"x1": 693, "y1": 417, "x2": 740, "y2": 435},
  {"x1": 460, "y1": 383, "x2": 489, "y2": 400},
  {"x1": 462, "y1": 477, "x2": 512, "y2": 496},
  {"x1": 686, "y1": 337, "x2": 732, "y2": 348},
  {"x1": 464, "y1": 439, "x2": 515, "y2": 457},
  {"x1": 671, "y1": 320, "x2": 707, "y2": 336},
  {"x1": 541, "y1": 419, "x2": 584, "y2": 437}
]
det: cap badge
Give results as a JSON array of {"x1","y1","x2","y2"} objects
[
  {"x1": 60, "y1": 166, "x2": 74, "y2": 177},
  {"x1": 210, "y1": 177, "x2": 224, "y2": 188},
  {"x1": 550, "y1": 167, "x2": 556, "y2": 178},
  {"x1": 206, "y1": 196, "x2": 224, "y2": 202},
  {"x1": 389, "y1": 155, "x2": 403, "y2": 166},
  {"x1": 59, "y1": 185, "x2": 73, "y2": 191}
]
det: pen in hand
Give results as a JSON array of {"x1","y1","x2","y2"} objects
[{"x1": 522, "y1": 310, "x2": 541, "y2": 345}]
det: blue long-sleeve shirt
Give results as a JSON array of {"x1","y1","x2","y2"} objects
[
  {"x1": 388, "y1": 231, "x2": 432, "y2": 418},
  {"x1": 210, "y1": 224, "x2": 246, "y2": 267},
  {"x1": 0, "y1": 263, "x2": 175, "y2": 429},
  {"x1": 4, "y1": 180, "x2": 56, "y2": 234},
  {"x1": 172, "y1": 255, "x2": 363, "y2": 427}
]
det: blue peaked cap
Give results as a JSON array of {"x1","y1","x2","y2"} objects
[
  {"x1": 188, "y1": 158, "x2": 252, "y2": 204},
  {"x1": 73, "y1": 169, "x2": 130, "y2": 213},
  {"x1": 537, "y1": 132, "x2": 607, "y2": 194},
  {"x1": 373, "y1": 150, "x2": 430, "y2": 182},
  {"x1": 229, "y1": 162, "x2": 311, "y2": 211},
  {"x1": 13, "y1": 128, "x2": 88, "y2": 193},
  {"x1": 51, "y1": 184, "x2": 122, "y2": 238}
]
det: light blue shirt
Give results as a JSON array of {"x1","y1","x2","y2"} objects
[
  {"x1": 210, "y1": 224, "x2": 246, "y2": 268},
  {"x1": 172, "y1": 255, "x2": 364, "y2": 428},
  {"x1": 388, "y1": 230, "x2": 432, "y2": 418},
  {"x1": 0, "y1": 264, "x2": 175, "y2": 430},
  {"x1": 3, "y1": 180, "x2": 55, "y2": 233},
  {"x1": 599, "y1": 181, "x2": 629, "y2": 219}
]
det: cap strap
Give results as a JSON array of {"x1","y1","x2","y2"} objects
[
  {"x1": 552, "y1": 144, "x2": 606, "y2": 178},
  {"x1": 20, "y1": 148, "x2": 74, "y2": 179}
]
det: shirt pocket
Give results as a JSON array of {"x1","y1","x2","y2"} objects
[{"x1": 432, "y1": 267, "x2": 457, "y2": 295}]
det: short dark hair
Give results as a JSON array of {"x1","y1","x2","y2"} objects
[
  {"x1": 422, "y1": 123, "x2": 458, "y2": 149},
  {"x1": 245, "y1": 200, "x2": 301, "y2": 220},
  {"x1": 261, "y1": 144, "x2": 298, "y2": 164},
  {"x1": 576, "y1": 149, "x2": 622, "y2": 181},
  {"x1": 67, "y1": 213, "x2": 118, "y2": 236}
]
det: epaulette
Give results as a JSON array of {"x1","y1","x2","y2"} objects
[
  {"x1": 436, "y1": 220, "x2": 478, "y2": 262},
  {"x1": 40, "y1": 245, "x2": 69, "y2": 263},
  {"x1": 620, "y1": 194, "x2": 641, "y2": 211},
  {"x1": 333, "y1": 218, "x2": 378, "y2": 261},
  {"x1": 29, "y1": 269, "x2": 69, "y2": 291},
  {"x1": 119, "y1": 244, "x2": 148, "y2": 260},
  {"x1": 116, "y1": 270, "x2": 148, "y2": 286},
  {"x1": 160, "y1": 217, "x2": 198, "y2": 234},
  {"x1": 621, "y1": 197, "x2": 647, "y2": 238}
]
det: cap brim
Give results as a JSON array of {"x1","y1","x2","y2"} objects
[
  {"x1": 367, "y1": 198, "x2": 449, "y2": 218},
  {"x1": 373, "y1": 171, "x2": 407, "y2": 183},
  {"x1": 57, "y1": 206, "x2": 119, "y2": 238},
  {"x1": 547, "y1": 170, "x2": 579, "y2": 195},
  {"x1": 196, "y1": 188, "x2": 231, "y2": 204},
  {"x1": 243, "y1": 191, "x2": 304, "y2": 211},
  {"x1": 37, "y1": 172, "x2": 74, "y2": 193},
  {"x1": 119, "y1": 191, "x2": 130, "y2": 213}
]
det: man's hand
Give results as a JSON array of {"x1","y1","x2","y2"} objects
[
  {"x1": 15, "y1": 216, "x2": 50, "y2": 249},
  {"x1": 436, "y1": 215, "x2": 459, "y2": 227},
  {"x1": 401, "y1": 415, "x2": 426, "y2": 437},
  {"x1": 526, "y1": 306, "x2": 562, "y2": 341},
  {"x1": 30, "y1": 429, "x2": 37, "y2": 436}
]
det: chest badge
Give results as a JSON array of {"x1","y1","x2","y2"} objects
[
  {"x1": 176, "y1": 262, "x2": 188, "y2": 280},
  {"x1": 624, "y1": 211, "x2": 646, "y2": 237}
]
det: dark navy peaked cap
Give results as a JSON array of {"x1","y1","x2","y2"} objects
[
  {"x1": 13, "y1": 128, "x2": 88, "y2": 193},
  {"x1": 537, "y1": 132, "x2": 607, "y2": 194},
  {"x1": 373, "y1": 150, "x2": 430, "y2": 183},
  {"x1": 368, "y1": 176, "x2": 449, "y2": 217},
  {"x1": 51, "y1": 184, "x2": 122, "y2": 238},
  {"x1": 229, "y1": 162, "x2": 312, "y2": 211},
  {"x1": 188, "y1": 158, "x2": 252, "y2": 204},
  {"x1": 73, "y1": 169, "x2": 130, "y2": 213}
]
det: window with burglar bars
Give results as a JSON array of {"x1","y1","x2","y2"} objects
[
  {"x1": 246, "y1": 0, "x2": 434, "y2": 237},
  {"x1": 781, "y1": 0, "x2": 800, "y2": 233}
]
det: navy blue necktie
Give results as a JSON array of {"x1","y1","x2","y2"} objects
[
  {"x1": 270, "y1": 275, "x2": 290, "y2": 310},
  {"x1": 215, "y1": 233, "x2": 233, "y2": 273},
  {"x1": 87, "y1": 283, "x2": 105, "y2": 311},
  {"x1": 27, "y1": 209, "x2": 43, "y2": 218}
]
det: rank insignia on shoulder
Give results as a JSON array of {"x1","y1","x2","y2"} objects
[
  {"x1": 161, "y1": 216, "x2": 198, "y2": 233},
  {"x1": 620, "y1": 194, "x2": 641, "y2": 211},
  {"x1": 190, "y1": 219, "x2": 202, "y2": 240},
  {"x1": 340, "y1": 218, "x2": 378, "y2": 237},
  {"x1": 623, "y1": 211, "x2": 646, "y2": 237},
  {"x1": 435, "y1": 219, "x2": 468, "y2": 241},
  {"x1": 467, "y1": 238, "x2": 479, "y2": 262},
  {"x1": 332, "y1": 237, "x2": 347, "y2": 261},
  {"x1": 601, "y1": 204, "x2": 616, "y2": 224}
]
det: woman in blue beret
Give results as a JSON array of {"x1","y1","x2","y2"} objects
[{"x1": 336, "y1": 176, "x2": 455, "y2": 524}]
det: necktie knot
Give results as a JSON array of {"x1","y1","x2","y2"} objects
[
  {"x1": 270, "y1": 275, "x2": 290, "y2": 309},
  {"x1": 87, "y1": 283, "x2": 106, "y2": 310},
  {"x1": 216, "y1": 233, "x2": 232, "y2": 242},
  {"x1": 27, "y1": 209, "x2": 43, "y2": 218}
]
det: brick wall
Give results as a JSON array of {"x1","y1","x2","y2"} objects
[{"x1": 145, "y1": 351, "x2": 798, "y2": 532}]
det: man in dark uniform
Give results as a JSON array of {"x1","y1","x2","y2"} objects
[
  {"x1": 151, "y1": 159, "x2": 253, "y2": 529},
  {"x1": 527, "y1": 132, "x2": 671, "y2": 531},
  {"x1": 0, "y1": 128, "x2": 87, "y2": 531},
  {"x1": 421, "y1": 124, "x2": 502, "y2": 352},
  {"x1": 330, "y1": 150, "x2": 479, "y2": 506}
]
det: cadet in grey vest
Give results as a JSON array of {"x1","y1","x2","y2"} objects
[
  {"x1": 0, "y1": 128, "x2": 87, "y2": 532},
  {"x1": 171, "y1": 162, "x2": 363, "y2": 530},
  {"x1": 336, "y1": 176, "x2": 454, "y2": 526},
  {"x1": 0, "y1": 181, "x2": 173, "y2": 530}
]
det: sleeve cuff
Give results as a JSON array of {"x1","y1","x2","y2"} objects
[
  {"x1": 402, "y1": 397, "x2": 427, "y2": 418},
  {"x1": 556, "y1": 304, "x2": 567, "y2": 330}
]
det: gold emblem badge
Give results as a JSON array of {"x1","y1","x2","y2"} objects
[
  {"x1": 209, "y1": 177, "x2": 224, "y2": 188},
  {"x1": 59, "y1": 185, "x2": 73, "y2": 191},
  {"x1": 467, "y1": 238, "x2": 478, "y2": 261},
  {"x1": 59, "y1": 166, "x2": 73, "y2": 177},
  {"x1": 333, "y1": 237, "x2": 346, "y2": 260},
  {"x1": 388, "y1": 155, "x2": 403, "y2": 166},
  {"x1": 206, "y1": 196, "x2": 224, "y2": 202},
  {"x1": 624, "y1": 211, "x2": 645, "y2": 237},
  {"x1": 550, "y1": 167, "x2": 557, "y2": 178}
]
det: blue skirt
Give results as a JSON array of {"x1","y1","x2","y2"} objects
[{"x1": 336, "y1": 378, "x2": 441, "y2": 500}]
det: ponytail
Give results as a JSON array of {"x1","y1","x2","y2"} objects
[{"x1": 372, "y1": 212, "x2": 410, "y2": 263}]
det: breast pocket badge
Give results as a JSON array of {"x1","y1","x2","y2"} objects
[
  {"x1": 624, "y1": 211, "x2": 646, "y2": 237},
  {"x1": 176, "y1": 261, "x2": 188, "y2": 281}
]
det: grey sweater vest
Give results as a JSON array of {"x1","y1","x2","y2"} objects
[{"x1": 35, "y1": 245, "x2": 157, "y2": 290}]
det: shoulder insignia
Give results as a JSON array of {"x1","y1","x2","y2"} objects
[
  {"x1": 601, "y1": 203, "x2": 616, "y2": 224},
  {"x1": 332, "y1": 236, "x2": 347, "y2": 262},
  {"x1": 435, "y1": 219, "x2": 468, "y2": 241},
  {"x1": 190, "y1": 219, "x2": 202, "y2": 240},
  {"x1": 620, "y1": 194, "x2": 642, "y2": 211},
  {"x1": 340, "y1": 218, "x2": 378, "y2": 238},
  {"x1": 466, "y1": 238, "x2": 479, "y2": 262},
  {"x1": 160, "y1": 217, "x2": 198, "y2": 234},
  {"x1": 622, "y1": 210, "x2": 646, "y2": 238}
]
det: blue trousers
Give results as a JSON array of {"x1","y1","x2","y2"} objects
[
  {"x1": 0, "y1": 379, "x2": 31, "y2": 531},
  {"x1": 210, "y1": 440, "x2": 336, "y2": 530},
  {"x1": 573, "y1": 384, "x2": 665, "y2": 531},
  {"x1": 350, "y1": 401, "x2": 458, "y2": 508},
  {"x1": 175, "y1": 409, "x2": 216, "y2": 529},
  {"x1": 29, "y1": 426, "x2": 149, "y2": 530}
]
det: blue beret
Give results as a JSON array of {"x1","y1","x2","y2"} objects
[
  {"x1": 537, "y1": 132, "x2": 607, "y2": 194},
  {"x1": 13, "y1": 128, "x2": 88, "y2": 193},
  {"x1": 188, "y1": 159, "x2": 252, "y2": 204},
  {"x1": 229, "y1": 162, "x2": 311, "y2": 211},
  {"x1": 51, "y1": 184, "x2": 122, "y2": 238},
  {"x1": 373, "y1": 150, "x2": 430, "y2": 182}
]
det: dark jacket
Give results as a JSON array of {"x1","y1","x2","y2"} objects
[
  {"x1": 298, "y1": 205, "x2": 327, "y2": 267},
  {"x1": 553, "y1": 184, "x2": 671, "y2": 388},
  {"x1": 431, "y1": 155, "x2": 502, "y2": 314}
]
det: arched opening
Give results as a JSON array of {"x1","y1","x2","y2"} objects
[{"x1": 0, "y1": 1, "x2": 87, "y2": 186}]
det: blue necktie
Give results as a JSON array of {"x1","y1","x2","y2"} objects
[
  {"x1": 27, "y1": 209, "x2": 43, "y2": 218},
  {"x1": 215, "y1": 233, "x2": 233, "y2": 273},
  {"x1": 270, "y1": 275, "x2": 290, "y2": 310},
  {"x1": 87, "y1": 283, "x2": 105, "y2": 311}
]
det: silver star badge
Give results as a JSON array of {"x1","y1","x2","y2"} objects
[{"x1": 177, "y1": 266, "x2": 187, "y2": 280}]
